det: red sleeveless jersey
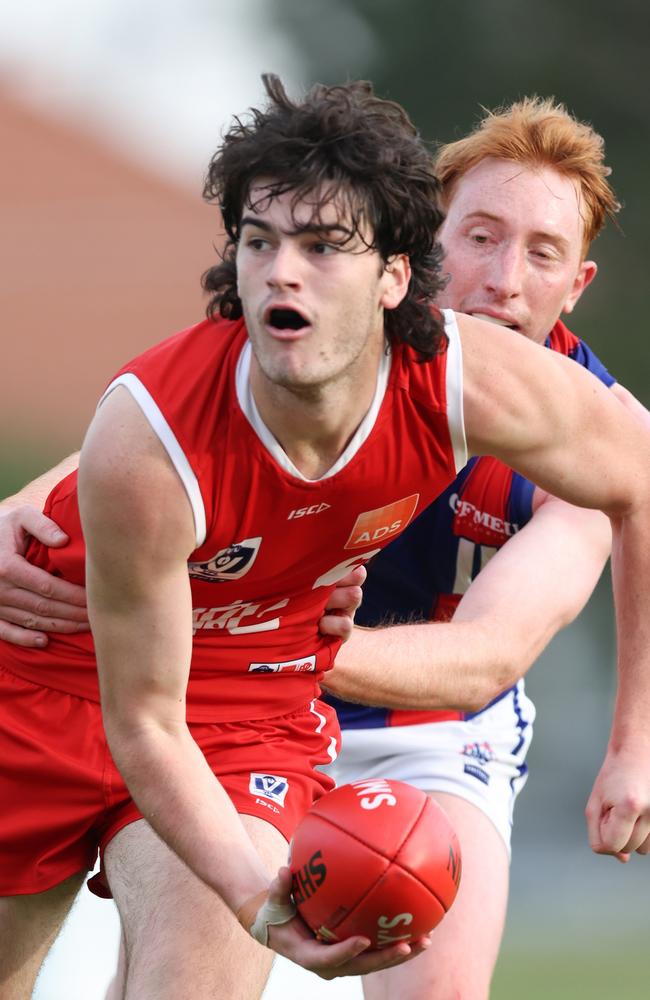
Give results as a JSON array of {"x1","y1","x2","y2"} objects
[{"x1": 2, "y1": 311, "x2": 465, "y2": 722}]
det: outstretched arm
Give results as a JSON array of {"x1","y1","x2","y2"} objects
[
  {"x1": 325, "y1": 492, "x2": 610, "y2": 711},
  {"x1": 0, "y1": 452, "x2": 87, "y2": 646}
]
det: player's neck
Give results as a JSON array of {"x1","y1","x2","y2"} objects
[{"x1": 249, "y1": 351, "x2": 385, "y2": 480}]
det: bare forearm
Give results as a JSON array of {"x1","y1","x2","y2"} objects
[
  {"x1": 609, "y1": 511, "x2": 650, "y2": 749},
  {"x1": 326, "y1": 501, "x2": 610, "y2": 712},
  {"x1": 2, "y1": 452, "x2": 80, "y2": 510},
  {"x1": 325, "y1": 618, "x2": 503, "y2": 712},
  {"x1": 91, "y1": 580, "x2": 271, "y2": 913}
]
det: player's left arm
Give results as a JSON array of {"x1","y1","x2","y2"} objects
[
  {"x1": 460, "y1": 314, "x2": 650, "y2": 861},
  {"x1": 583, "y1": 379, "x2": 650, "y2": 861}
]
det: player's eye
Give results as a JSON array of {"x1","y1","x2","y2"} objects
[
  {"x1": 247, "y1": 237, "x2": 270, "y2": 251},
  {"x1": 310, "y1": 241, "x2": 339, "y2": 255},
  {"x1": 531, "y1": 247, "x2": 557, "y2": 262}
]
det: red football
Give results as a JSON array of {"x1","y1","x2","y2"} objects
[{"x1": 289, "y1": 779, "x2": 461, "y2": 948}]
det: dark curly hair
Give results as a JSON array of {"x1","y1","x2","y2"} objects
[{"x1": 202, "y1": 75, "x2": 447, "y2": 359}]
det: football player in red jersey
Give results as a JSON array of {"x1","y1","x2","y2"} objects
[{"x1": 2, "y1": 80, "x2": 650, "y2": 1000}]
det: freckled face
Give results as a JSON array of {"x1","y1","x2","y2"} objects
[
  {"x1": 437, "y1": 158, "x2": 597, "y2": 344},
  {"x1": 235, "y1": 184, "x2": 408, "y2": 393}
]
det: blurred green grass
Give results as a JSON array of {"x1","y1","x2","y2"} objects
[
  {"x1": 0, "y1": 447, "x2": 65, "y2": 500},
  {"x1": 493, "y1": 944, "x2": 649, "y2": 999}
]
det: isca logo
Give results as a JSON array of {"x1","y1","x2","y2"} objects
[{"x1": 288, "y1": 503, "x2": 331, "y2": 520}]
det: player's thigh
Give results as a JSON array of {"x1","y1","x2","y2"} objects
[
  {"x1": 105, "y1": 815, "x2": 288, "y2": 1000},
  {"x1": 0, "y1": 870, "x2": 86, "y2": 999},
  {"x1": 362, "y1": 794, "x2": 509, "y2": 1000}
]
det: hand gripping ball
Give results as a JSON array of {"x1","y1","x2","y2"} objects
[{"x1": 289, "y1": 779, "x2": 462, "y2": 948}]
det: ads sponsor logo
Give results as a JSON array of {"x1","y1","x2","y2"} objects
[
  {"x1": 248, "y1": 655, "x2": 316, "y2": 673},
  {"x1": 344, "y1": 495, "x2": 419, "y2": 550},
  {"x1": 188, "y1": 537, "x2": 261, "y2": 582},
  {"x1": 249, "y1": 773, "x2": 289, "y2": 812}
]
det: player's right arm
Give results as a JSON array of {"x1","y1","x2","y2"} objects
[
  {"x1": 0, "y1": 452, "x2": 87, "y2": 646},
  {"x1": 78, "y1": 386, "x2": 427, "y2": 977}
]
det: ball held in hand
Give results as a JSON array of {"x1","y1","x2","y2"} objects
[{"x1": 289, "y1": 779, "x2": 462, "y2": 948}]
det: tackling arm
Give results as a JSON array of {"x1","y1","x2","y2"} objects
[
  {"x1": 325, "y1": 493, "x2": 610, "y2": 712},
  {"x1": 1, "y1": 453, "x2": 80, "y2": 511},
  {"x1": 0, "y1": 451, "x2": 87, "y2": 645}
]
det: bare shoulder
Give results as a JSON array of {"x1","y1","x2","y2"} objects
[
  {"x1": 456, "y1": 313, "x2": 556, "y2": 454},
  {"x1": 456, "y1": 312, "x2": 568, "y2": 395},
  {"x1": 455, "y1": 312, "x2": 605, "y2": 457},
  {"x1": 78, "y1": 385, "x2": 196, "y2": 559}
]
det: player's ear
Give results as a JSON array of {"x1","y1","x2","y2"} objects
[
  {"x1": 380, "y1": 254, "x2": 411, "y2": 311},
  {"x1": 563, "y1": 259, "x2": 597, "y2": 315}
]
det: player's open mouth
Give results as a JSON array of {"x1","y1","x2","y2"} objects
[
  {"x1": 267, "y1": 308, "x2": 310, "y2": 331},
  {"x1": 472, "y1": 312, "x2": 520, "y2": 331}
]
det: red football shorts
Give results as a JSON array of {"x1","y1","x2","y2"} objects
[{"x1": 0, "y1": 665, "x2": 338, "y2": 896}]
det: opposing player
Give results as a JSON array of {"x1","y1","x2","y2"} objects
[
  {"x1": 322, "y1": 98, "x2": 650, "y2": 999},
  {"x1": 2, "y1": 77, "x2": 650, "y2": 1000}
]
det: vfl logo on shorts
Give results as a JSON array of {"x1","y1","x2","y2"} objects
[
  {"x1": 249, "y1": 773, "x2": 289, "y2": 807},
  {"x1": 188, "y1": 537, "x2": 262, "y2": 582},
  {"x1": 461, "y1": 741, "x2": 495, "y2": 786},
  {"x1": 344, "y1": 495, "x2": 419, "y2": 550},
  {"x1": 248, "y1": 656, "x2": 316, "y2": 673}
]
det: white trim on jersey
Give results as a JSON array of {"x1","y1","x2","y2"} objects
[
  {"x1": 235, "y1": 341, "x2": 392, "y2": 482},
  {"x1": 309, "y1": 698, "x2": 339, "y2": 764},
  {"x1": 441, "y1": 309, "x2": 468, "y2": 474},
  {"x1": 98, "y1": 373, "x2": 207, "y2": 548}
]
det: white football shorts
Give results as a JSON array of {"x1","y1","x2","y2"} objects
[{"x1": 327, "y1": 680, "x2": 535, "y2": 855}]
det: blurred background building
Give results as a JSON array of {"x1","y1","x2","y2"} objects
[{"x1": 1, "y1": 2, "x2": 648, "y2": 998}]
